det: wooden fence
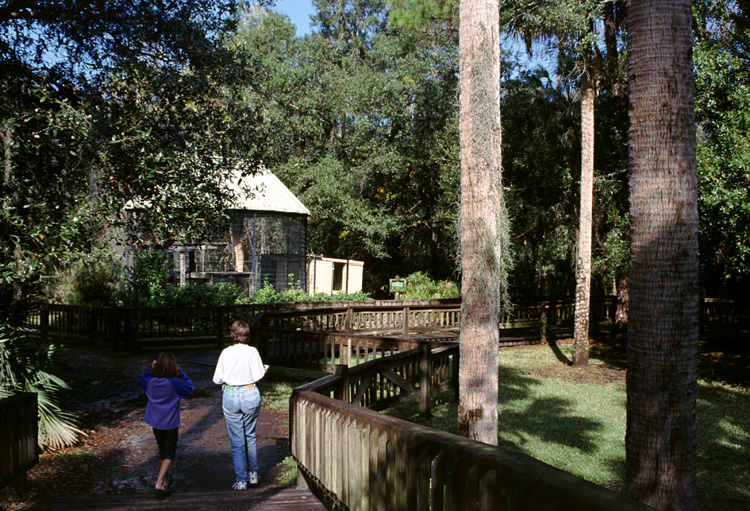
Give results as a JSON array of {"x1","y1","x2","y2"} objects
[
  {"x1": 254, "y1": 303, "x2": 461, "y2": 336},
  {"x1": 0, "y1": 393, "x2": 38, "y2": 489},
  {"x1": 24, "y1": 296, "x2": 747, "y2": 351},
  {"x1": 291, "y1": 362, "x2": 656, "y2": 511},
  {"x1": 26, "y1": 299, "x2": 460, "y2": 350}
]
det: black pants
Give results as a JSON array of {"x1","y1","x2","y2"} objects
[{"x1": 152, "y1": 427, "x2": 178, "y2": 460}]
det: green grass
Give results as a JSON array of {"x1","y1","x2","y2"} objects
[
  {"x1": 385, "y1": 342, "x2": 750, "y2": 510},
  {"x1": 260, "y1": 366, "x2": 327, "y2": 411}
]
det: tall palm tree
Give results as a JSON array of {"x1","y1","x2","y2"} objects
[
  {"x1": 457, "y1": 0, "x2": 507, "y2": 445},
  {"x1": 625, "y1": 0, "x2": 699, "y2": 507}
]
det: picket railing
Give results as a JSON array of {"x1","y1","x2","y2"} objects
[
  {"x1": 254, "y1": 303, "x2": 461, "y2": 337},
  {"x1": 25, "y1": 297, "x2": 747, "y2": 351},
  {"x1": 291, "y1": 363, "x2": 656, "y2": 511}
]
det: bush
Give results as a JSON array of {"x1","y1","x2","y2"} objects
[
  {"x1": 0, "y1": 322, "x2": 83, "y2": 450},
  {"x1": 398, "y1": 271, "x2": 460, "y2": 300},
  {"x1": 253, "y1": 276, "x2": 372, "y2": 304},
  {"x1": 118, "y1": 250, "x2": 174, "y2": 307},
  {"x1": 68, "y1": 259, "x2": 122, "y2": 306}
]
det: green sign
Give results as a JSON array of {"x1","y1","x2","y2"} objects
[{"x1": 390, "y1": 279, "x2": 406, "y2": 292}]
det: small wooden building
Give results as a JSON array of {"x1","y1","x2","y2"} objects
[
  {"x1": 306, "y1": 256, "x2": 364, "y2": 295},
  {"x1": 127, "y1": 167, "x2": 310, "y2": 296}
]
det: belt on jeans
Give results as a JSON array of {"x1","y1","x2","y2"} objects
[{"x1": 223, "y1": 383, "x2": 254, "y2": 395}]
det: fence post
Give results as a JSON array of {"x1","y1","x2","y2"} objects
[
  {"x1": 453, "y1": 347, "x2": 460, "y2": 403},
  {"x1": 40, "y1": 304, "x2": 49, "y2": 343},
  {"x1": 345, "y1": 308, "x2": 353, "y2": 333},
  {"x1": 130, "y1": 309, "x2": 141, "y2": 351},
  {"x1": 419, "y1": 343, "x2": 432, "y2": 418},
  {"x1": 344, "y1": 337, "x2": 352, "y2": 367},
  {"x1": 540, "y1": 300, "x2": 548, "y2": 344},
  {"x1": 334, "y1": 364, "x2": 350, "y2": 403},
  {"x1": 216, "y1": 310, "x2": 225, "y2": 348},
  {"x1": 403, "y1": 307, "x2": 410, "y2": 338}
]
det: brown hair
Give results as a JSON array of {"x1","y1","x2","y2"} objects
[
  {"x1": 151, "y1": 352, "x2": 179, "y2": 378},
  {"x1": 230, "y1": 320, "x2": 250, "y2": 344}
]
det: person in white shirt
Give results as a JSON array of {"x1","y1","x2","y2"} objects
[{"x1": 213, "y1": 320, "x2": 267, "y2": 490}]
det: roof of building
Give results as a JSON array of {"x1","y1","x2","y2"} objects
[
  {"x1": 125, "y1": 166, "x2": 310, "y2": 216},
  {"x1": 227, "y1": 167, "x2": 310, "y2": 215}
]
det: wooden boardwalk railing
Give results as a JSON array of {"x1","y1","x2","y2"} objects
[
  {"x1": 290, "y1": 372, "x2": 656, "y2": 511},
  {"x1": 254, "y1": 303, "x2": 461, "y2": 337},
  {"x1": 0, "y1": 393, "x2": 38, "y2": 489},
  {"x1": 24, "y1": 296, "x2": 747, "y2": 351}
]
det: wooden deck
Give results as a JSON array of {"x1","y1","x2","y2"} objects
[{"x1": 33, "y1": 487, "x2": 327, "y2": 511}]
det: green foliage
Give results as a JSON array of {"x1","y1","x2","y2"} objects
[
  {"x1": 0, "y1": 322, "x2": 83, "y2": 450},
  {"x1": 395, "y1": 271, "x2": 459, "y2": 300},
  {"x1": 64, "y1": 257, "x2": 124, "y2": 307},
  {"x1": 694, "y1": 0, "x2": 750, "y2": 295},
  {"x1": 253, "y1": 276, "x2": 372, "y2": 304},
  {"x1": 0, "y1": 0, "x2": 269, "y2": 311},
  {"x1": 500, "y1": 51, "x2": 629, "y2": 296},
  {"x1": 228, "y1": 2, "x2": 460, "y2": 291},
  {"x1": 119, "y1": 250, "x2": 174, "y2": 307}
]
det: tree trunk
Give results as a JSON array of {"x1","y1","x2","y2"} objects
[
  {"x1": 626, "y1": 0, "x2": 699, "y2": 507},
  {"x1": 572, "y1": 58, "x2": 596, "y2": 367},
  {"x1": 457, "y1": 0, "x2": 504, "y2": 445}
]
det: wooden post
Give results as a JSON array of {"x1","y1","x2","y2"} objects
[
  {"x1": 39, "y1": 304, "x2": 49, "y2": 343},
  {"x1": 216, "y1": 310, "x2": 225, "y2": 348},
  {"x1": 419, "y1": 344, "x2": 432, "y2": 418},
  {"x1": 344, "y1": 337, "x2": 352, "y2": 367},
  {"x1": 403, "y1": 306, "x2": 410, "y2": 339},
  {"x1": 540, "y1": 300, "x2": 548, "y2": 344},
  {"x1": 452, "y1": 347, "x2": 460, "y2": 403},
  {"x1": 334, "y1": 364, "x2": 350, "y2": 403},
  {"x1": 345, "y1": 307, "x2": 353, "y2": 333}
]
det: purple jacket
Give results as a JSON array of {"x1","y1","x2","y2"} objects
[{"x1": 138, "y1": 369, "x2": 194, "y2": 430}]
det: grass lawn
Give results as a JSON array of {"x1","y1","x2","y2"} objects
[{"x1": 385, "y1": 340, "x2": 750, "y2": 511}]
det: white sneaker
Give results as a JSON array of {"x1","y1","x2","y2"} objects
[
  {"x1": 232, "y1": 481, "x2": 247, "y2": 490},
  {"x1": 249, "y1": 471, "x2": 258, "y2": 485}
]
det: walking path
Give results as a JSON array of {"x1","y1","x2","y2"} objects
[{"x1": 23, "y1": 348, "x2": 325, "y2": 511}]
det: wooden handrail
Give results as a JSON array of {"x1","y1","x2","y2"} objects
[{"x1": 291, "y1": 384, "x2": 656, "y2": 511}]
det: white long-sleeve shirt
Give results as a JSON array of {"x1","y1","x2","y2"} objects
[{"x1": 213, "y1": 343, "x2": 267, "y2": 386}]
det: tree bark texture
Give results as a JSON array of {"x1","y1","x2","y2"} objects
[
  {"x1": 626, "y1": 0, "x2": 699, "y2": 508},
  {"x1": 572, "y1": 62, "x2": 596, "y2": 367},
  {"x1": 457, "y1": 0, "x2": 503, "y2": 445}
]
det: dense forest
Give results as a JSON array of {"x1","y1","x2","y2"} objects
[{"x1": 1, "y1": 0, "x2": 748, "y2": 310}]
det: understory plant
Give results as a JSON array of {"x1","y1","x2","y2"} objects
[
  {"x1": 395, "y1": 271, "x2": 460, "y2": 300},
  {"x1": 0, "y1": 322, "x2": 83, "y2": 450}
]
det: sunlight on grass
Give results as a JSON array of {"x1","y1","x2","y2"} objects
[
  {"x1": 385, "y1": 343, "x2": 750, "y2": 508},
  {"x1": 260, "y1": 366, "x2": 326, "y2": 411},
  {"x1": 275, "y1": 455, "x2": 298, "y2": 486}
]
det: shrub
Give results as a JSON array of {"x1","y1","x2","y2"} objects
[
  {"x1": 398, "y1": 271, "x2": 460, "y2": 300},
  {"x1": 0, "y1": 322, "x2": 83, "y2": 450}
]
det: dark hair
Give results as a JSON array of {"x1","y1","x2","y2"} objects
[
  {"x1": 230, "y1": 320, "x2": 250, "y2": 344},
  {"x1": 151, "y1": 352, "x2": 179, "y2": 378}
]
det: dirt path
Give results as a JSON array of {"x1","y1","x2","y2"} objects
[{"x1": 1, "y1": 348, "x2": 294, "y2": 511}]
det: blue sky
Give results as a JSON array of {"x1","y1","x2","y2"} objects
[{"x1": 273, "y1": 0, "x2": 316, "y2": 36}]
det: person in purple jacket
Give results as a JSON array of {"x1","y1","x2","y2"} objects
[{"x1": 138, "y1": 352, "x2": 194, "y2": 499}]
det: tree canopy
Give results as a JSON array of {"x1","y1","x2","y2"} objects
[
  {"x1": 1, "y1": 0, "x2": 748, "y2": 309},
  {"x1": 1, "y1": 0, "x2": 271, "y2": 312}
]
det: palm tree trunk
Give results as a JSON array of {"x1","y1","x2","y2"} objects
[
  {"x1": 457, "y1": 0, "x2": 504, "y2": 445},
  {"x1": 626, "y1": 0, "x2": 699, "y2": 507},
  {"x1": 572, "y1": 58, "x2": 596, "y2": 367}
]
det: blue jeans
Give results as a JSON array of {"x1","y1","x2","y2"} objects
[{"x1": 222, "y1": 385, "x2": 261, "y2": 482}]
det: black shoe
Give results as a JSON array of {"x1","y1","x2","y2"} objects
[{"x1": 155, "y1": 487, "x2": 172, "y2": 500}]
